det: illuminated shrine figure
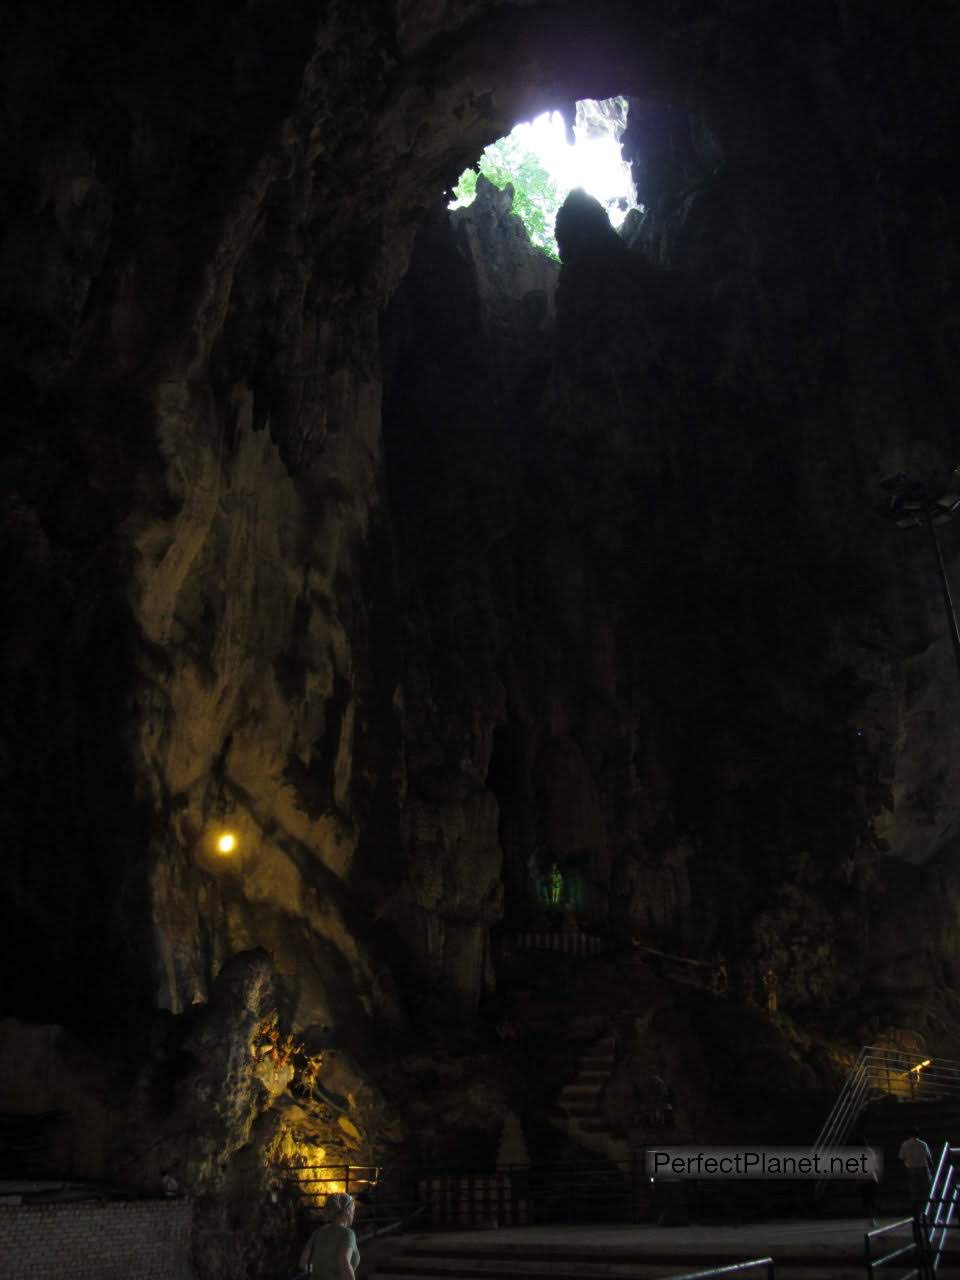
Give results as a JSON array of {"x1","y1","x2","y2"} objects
[
  {"x1": 762, "y1": 967, "x2": 778, "y2": 1012},
  {"x1": 548, "y1": 863, "x2": 563, "y2": 906}
]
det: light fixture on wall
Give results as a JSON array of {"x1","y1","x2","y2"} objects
[{"x1": 207, "y1": 733, "x2": 242, "y2": 860}]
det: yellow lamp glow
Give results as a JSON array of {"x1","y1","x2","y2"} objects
[{"x1": 216, "y1": 832, "x2": 237, "y2": 855}]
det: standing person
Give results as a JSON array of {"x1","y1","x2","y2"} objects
[
  {"x1": 899, "y1": 1127, "x2": 933, "y2": 1210},
  {"x1": 299, "y1": 1193, "x2": 360, "y2": 1280}
]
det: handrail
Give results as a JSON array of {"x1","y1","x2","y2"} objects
[
  {"x1": 290, "y1": 1155, "x2": 652, "y2": 1229},
  {"x1": 917, "y1": 1143, "x2": 960, "y2": 1276},
  {"x1": 928, "y1": 1171, "x2": 955, "y2": 1267},
  {"x1": 813, "y1": 1047, "x2": 960, "y2": 1198},
  {"x1": 813, "y1": 1047, "x2": 869, "y2": 1196},
  {"x1": 664, "y1": 1260, "x2": 774, "y2": 1280},
  {"x1": 356, "y1": 1205, "x2": 426, "y2": 1243},
  {"x1": 862, "y1": 1144, "x2": 960, "y2": 1279},
  {"x1": 869, "y1": 1218, "x2": 915, "y2": 1238},
  {"x1": 864, "y1": 1217, "x2": 919, "y2": 1279}
]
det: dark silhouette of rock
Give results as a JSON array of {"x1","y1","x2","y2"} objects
[{"x1": 555, "y1": 187, "x2": 628, "y2": 265}]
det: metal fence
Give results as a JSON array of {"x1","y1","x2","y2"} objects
[
  {"x1": 864, "y1": 1141, "x2": 960, "y2": 1279},
  {"x1": 287, "y1": 1155, "x2": 810, "y2": 1232},
  {"x1": 921, "y1": 1142, "x2": 960, "y2": 1274},
  {"x1": 288, "y1": 1157, "x2": 649, "y2": 1230},
  {"x1": 864, "y1": 1216, "x2": 922, "y2": 1280}
]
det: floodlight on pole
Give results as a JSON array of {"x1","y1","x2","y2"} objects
[{"x1": 879, "y1": 468, "x2": 960, "y2": 678}]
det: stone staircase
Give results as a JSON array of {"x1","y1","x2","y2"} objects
[{"x1": 551, "y1": 1032, "x2": 628, "y2": 1161}]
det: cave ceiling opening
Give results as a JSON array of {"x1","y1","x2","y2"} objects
[{"x1": 447, "y1": 97, "x2": 639, "y2": 260}]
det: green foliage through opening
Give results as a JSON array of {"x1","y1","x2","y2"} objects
[{"x1": 452, "y1": 134, "x2": 563, "y2": 261}]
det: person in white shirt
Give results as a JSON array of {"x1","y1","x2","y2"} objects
[{"x1": 899, "y1": 1127, "x2": 932, "y2": 1207}]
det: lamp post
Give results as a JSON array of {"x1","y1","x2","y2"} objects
[{"x1": 879, "y1": 470, "x2": 960, "y2": 678}]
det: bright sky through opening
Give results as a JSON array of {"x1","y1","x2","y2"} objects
[
  {"x1": 512, "y1": 108, "x2": 635, "y2": 226},
  {"x1": 453, "y1": 100, "x2": 638, "y2": 229}
]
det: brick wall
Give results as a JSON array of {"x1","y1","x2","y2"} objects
[{"x1": 0, "y1": 1198, "x2": 194, "y2": 1280}]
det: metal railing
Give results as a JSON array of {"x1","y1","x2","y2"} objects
[
  {"x1": 864, "y1": 1216, "x2": 921, "y2": 1279},
  {"x1": 813, "y1": 1047, "x2": 960, "y2": 1196},
  {"x1": 423, "y1": 1157, "x2": 647, "y2": 1227},
  {"x1": 288, "y1": 1157, "x2": 650, "y2": 1229},
  {"x1": 864, "y1": 1142, "x2": 960, "y2": 1279},
  {"x1": 918, "y1": 1143, "x2": 960, "y2": 1277},
  {"x1": 285, "y1": 1155, "x2": 830, "y2": 1232},
  {"x1": 664, "y1": 1261, "x2": 774, "y2": 1280},
  {"x1": 357, "y1": 1205, "x2": 427, "y2": 1243},
  {"x1": 286, "y1": 1156, "x2": 814, "y2": 1233},
  {"x1": 288, "y1": 1163, "x2": 379, "y2": 1201},
  {"x1": 518, "y1": 1156, "x2": 648, "y2": 1223},
  {"x1": 288, "y1": 1164, "x2": 411, "y2": 1234}
]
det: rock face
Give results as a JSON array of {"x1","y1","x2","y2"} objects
[
  {"x1": 381, "y1": 174, "x2": 558, "y2": 1006},
  {"x1": 555, "y1": 187, "x2": 628, "y2": 264},
  {"x1": 0, "y1": 951, "x2": 388, "y2": 1280},
  {"x1": 383, "y1": 158, "x2": 959, "y2": 1027},
  {"x1": 3, "y1": 0, "x2": 960, "y2": 1272}
]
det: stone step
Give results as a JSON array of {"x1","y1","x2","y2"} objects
[
  {"x1": 371, "y1": 1264, "x2": 865, "y2": 1279},
  {"x1": 579, "y1": 1058, "x2": 615, "y2": 1071},
  {"x1": 368, "y1": 1244, "x2": 868, "y2": 1280},
  {"x1": 370, "y1": 1256, "x2": 677, "y2": 1279},
  {"x1": 574, "y1": 1118, "x2": 614, "y2": 1133},
  {"x1": 560, "y1": 1083, "x2": 604, "y2": 1097},
  {"x1": 563, "y1": 1118, "x2": 608, "y2": 1132}
]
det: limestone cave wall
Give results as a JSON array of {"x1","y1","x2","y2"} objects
[{"x1": 0, "y1": 0, "x2": 678, "y2": 1038}]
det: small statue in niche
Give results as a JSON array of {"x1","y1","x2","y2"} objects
[
  {"x1": 299, "y1": 1053, "x2": 323, "y2": 1093},
  {"x1": 762, "y1": 967, "x2": 778, "y2": 1012},
  {"x1": 547, "y1": 862, "x2": 564, "y2": 907}
]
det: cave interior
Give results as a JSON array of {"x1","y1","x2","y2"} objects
[{"x1": 2, "y1": 0, "x2": 960, "y2": 1274}]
